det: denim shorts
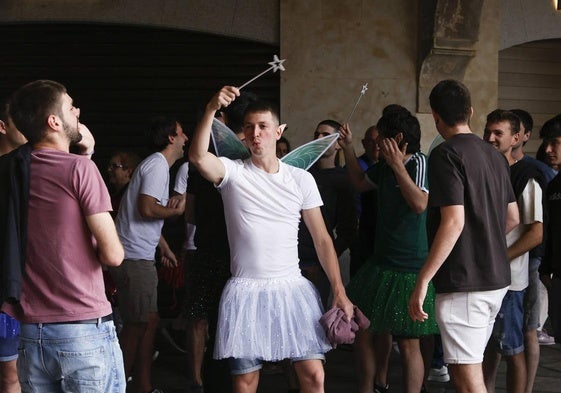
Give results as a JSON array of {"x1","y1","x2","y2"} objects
[
  {"x1": 228, "y1": 353, "x2": 325, "y2": 375},
  {"x1": 0, "y1": 313, "x2": 20, "y2": 362},
  {"x1": 491, "y1": 289, "x2": 525, "y2": 356},
  {"x1": 523, "y1": 257, "x2": 541, "y2": 331},
  {"x1": 0, "y1": 336, "x2": 19, "y2": 362},
  {"x1": 18, "y1": 319, "x2": 125, "y2": 392}
]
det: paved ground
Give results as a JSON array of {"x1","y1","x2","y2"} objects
[{"x1": 149, "y1": 325, "x2": 561, "y2": 393}]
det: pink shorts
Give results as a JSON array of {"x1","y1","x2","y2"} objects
[{"x1": 435, "y1": 287, "x2": 508, "y2": 364}]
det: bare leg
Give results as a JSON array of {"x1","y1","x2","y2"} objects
[
  {"x1": 293, "y1": 359, "x2": 324, "y2": 393},
  {"x1": 353, "y1": 329, "x2": 376, "y2": 393},
  {"x1": 119, "y1": 322, "x2": 146, "y2": 378},
  {"x1": 449, "y1": 363, "x2": 488, "y2": 393},
  {"x1": 233, "y1": 370, "x2": 260, "y2": 393},
  {"x1": 482, "y1": 344, "x2": 501, "y2": 393},
  {"x1": 505, "y1": 352, "x2": 526, "y2": 393},
  {"x1": 524, "y1": 329, "x2": 539, "y2": 393},
  {"x1": 397, "y1": 338, "x2": 424, "y2": 393},
  {"x1": 420, "y1": 334, "x2": 434, "y2": 384},
  {"x1": 373, "y1": 333, "x2": 392, "y2": 388},
  {"x1": 187, "y1": 318, "x2": 208, "y2": 386},
  {"x1": 0, "y1": 360, "x2": 20, "y2": 393},
  {"x1": 135, "y1": 312, "x2": 160, "y2": 393}
]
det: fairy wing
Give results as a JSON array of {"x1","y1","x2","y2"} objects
[
  {"x1": 281, "y1": 133, "x2": 339, "y2": 170},
  {"x1": 428, "y1": 134, "x2": 445, "y2": 156},
  {"x1": 211, "y1": 118, "x2": 250, "y2": 160}
]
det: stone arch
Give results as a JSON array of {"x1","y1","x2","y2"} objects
[
  {"x1": 0, "y1": 0, "x2": 279, "y2": 45},
  {"x1": 500, "y1": 0, "x2": 561, "y2": 50}
]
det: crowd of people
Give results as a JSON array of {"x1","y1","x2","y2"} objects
[{"x1": 0, "y1": 78, "x2": 560, "y2": 393}]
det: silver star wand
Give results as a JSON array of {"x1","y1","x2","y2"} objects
[
  {"x1": 238, "y1": 55, "x2": 286, "y2": 90},
  {"x1": 345, "y1": 83, "x2": 368, "y2": 124}
]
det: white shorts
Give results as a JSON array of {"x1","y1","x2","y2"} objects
[{"x1": 435, "y1": 287, "x2": 508, "y2": 364}]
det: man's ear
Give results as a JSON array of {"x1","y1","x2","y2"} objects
[
  {"x1": 47, "y1": 114, "x2": 61, "y2": 131},
  {"x1": 512, "y1": 132, "x2": 521, "y2": 146},
  {"x1": 278, "y1": 123, "x2": 287, "y2": 136},
  {"x1": 394, "y1": 132, "x2": 404, "y2": 145},
  {"x1": 0, "y1": 120, "x2": 6, "y2": 135},
  {"x1": 125, "y1": 168, "x2": 134, "y2": 180},
  {"x1": 431, "y1": 110, "x2": 440, "y2": 125}
]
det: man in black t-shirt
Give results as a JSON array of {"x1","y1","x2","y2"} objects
[
  {"x1": 409, "y1": 80, "x2": 519, "y2": 393},
  {"x1": 540, "y1": 115, "x2": 561, "y2": 344}
]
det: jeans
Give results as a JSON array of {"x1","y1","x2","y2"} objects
[
  {"x1": 18, "y1": 320, "x2": 125, "y2": 392},
  {"x1": 492, "y1": 289, "x2": 525, "y2": 356}
]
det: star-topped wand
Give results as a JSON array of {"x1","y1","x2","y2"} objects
[
  {"x1": 238, "y1": 54, "x2": 286, "y2": 90},
  {"x1": 345, "y1": 83, "x2": 368, "y2": 124}
]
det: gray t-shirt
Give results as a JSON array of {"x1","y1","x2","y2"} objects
[{"x1": 116, "y1": 152, "x2": 169, "y2": 260}]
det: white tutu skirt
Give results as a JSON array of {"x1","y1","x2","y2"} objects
[{"x1": 214, "y1": 275, "x2": 332, "y2": 361}]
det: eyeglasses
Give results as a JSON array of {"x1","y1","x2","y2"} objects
[{"x1": 108, "y1": 163, "x2": 125, "y2": 170}]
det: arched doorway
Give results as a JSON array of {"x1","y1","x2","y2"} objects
[{"x1": 499, "y1": 39, "x2": 561, "y2": 155}]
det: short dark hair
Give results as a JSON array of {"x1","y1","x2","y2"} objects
[
  {"x1": 376, "y1": 109, "x2": 421, "y2": 154},
  {"x1": 485, "y1": 109, "x2": 520, "y2": 135},
  {"x1": 9, "y1": 80, "x2": 67, "y2": 145},
  {"x1": 316, "y1": 119, "x2": 342, "y2": 132},
  {"x1": 429, "y1": 79, "x2": 472, "y2": 127},
  {"x1": 243, "y1": 100, "x2": 280, "y2": 124},
  {"x1": 540, "y1": 114, "x2": 561, "y2": 140},
  {"x1": 221, "y1": 91, "x2": 259, "y2": 133},
  {"x1": 382, "y1": 104, "x2": 411, "y2": 116},
  {"x1": 147, "y1": 116, "x2": 179, "y2": 151},
  {"x1": 510, "y1": 109, "x2": 533, "y2": 133}
]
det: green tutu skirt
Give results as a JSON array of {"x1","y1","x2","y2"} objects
[{"x1": 346, "y1": 262, "x2": 439, "y2": 337}]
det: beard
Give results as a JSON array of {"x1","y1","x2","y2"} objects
[{"x1": 64, "y1": 118, "x2": 83, "y2": 145}]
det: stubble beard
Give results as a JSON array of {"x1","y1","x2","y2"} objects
[{"x1": 64, "y1": 119, "x2": 82, "y2": 145}]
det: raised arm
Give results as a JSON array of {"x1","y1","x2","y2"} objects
[
  {"x1": 338, "y1": 123, "x2": 376, "y2": 192},
  {"x1": 74, "y1": 123, "x2": 95, "y2": 158},
  {"x1": 85, "y1": 212, "x2": 124, "y2": 266},
  {"x1": 380, "y1": 138, "x2": 428, "y2": 214},
  {"x1": 302, "y1": 207, "x2": 354, "y2": 319},
  {"x1": 189, "y1": 86, "x2": 239, "y2": 185}
]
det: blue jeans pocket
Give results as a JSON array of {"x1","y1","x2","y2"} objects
[{"x1": 58, "y1": 346, "x2": 106, "y2": 392}]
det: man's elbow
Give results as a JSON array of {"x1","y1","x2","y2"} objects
[
  {"x1": 99, "y1": 246, "x2": 124, "y2": 267},
  {"x1": 445, "y1": 215, "x2": 464, "y2": 236},
  {"x1": 188, "y1": 148, "x2": 205, "y2": 169},
  {"x1": 531, "y1": 222, "x2": 543, "y2": 248},
  {"x1": 137, "y1": 206, "x2": 152, "y2": 219},
  {"x1": 137, "y1": 202, "x2": 158, "y2": 219},
  {"x1": 412, "y1": 203, "x2": 427, "y2": 215}
]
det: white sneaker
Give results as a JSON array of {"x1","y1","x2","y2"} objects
[
  {"x1": 538, "y1": 330, "x2": 555, "y2": 345},
  {"x1": 427, "y1": 365, "x2": 450, "y2": 382}
]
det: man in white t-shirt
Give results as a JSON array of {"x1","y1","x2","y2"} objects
[
  {"x1": 189, "y1": 86, "x2": 353, "y2": 393},
  {"x1": 482, "y1": 109, "x2": 543, "y2": 393},
  {"x1": 115, "y1": 116, "x2": 187, "y2": 393}
]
